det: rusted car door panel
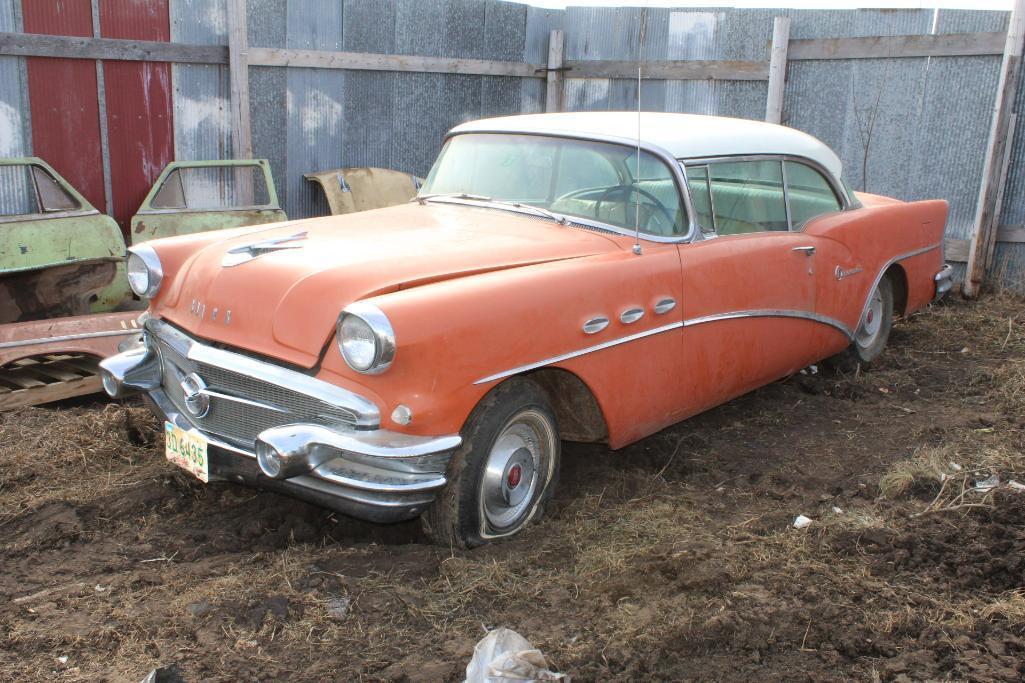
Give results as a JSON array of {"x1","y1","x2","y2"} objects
[
  {"x1": 0, "y1": 158, "x2": 130, "y2": 323},
  {"x1": 131, "y1": 159, "x2": 287, "y2": 243},
  {"x1": 677, "y1": 232, "x2": 829, "y2": 412}
]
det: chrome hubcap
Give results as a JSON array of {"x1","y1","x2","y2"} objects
[
  {"x1": 481, "y1": 411, "x2": 549, "y2": 531},
  {"x1": 856, "y1": 288, "x2": 884, "y2": 349}
]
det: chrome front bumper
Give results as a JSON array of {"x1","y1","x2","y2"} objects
[
  {"x1": 99, "y1": 319, "x2": 461, "y2": 524},
  {"x1": 934, "y1": 264, "x2": 954, "y2": 301}
]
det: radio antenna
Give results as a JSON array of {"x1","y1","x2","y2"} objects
[{"x1": 632, "y1": 67, "x2": 643, "y2": 256}]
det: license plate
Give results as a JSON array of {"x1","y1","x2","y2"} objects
[{"x1": 164, "y1": 421, "x2": 209, "y2": 483}]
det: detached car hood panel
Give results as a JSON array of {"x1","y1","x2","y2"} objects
[{"x1": 155, "y1": 203, "x2": 619, "y2": 367}]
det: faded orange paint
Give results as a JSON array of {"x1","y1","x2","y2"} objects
[{"x1": 143, "y1": 195, "x2": 947, "y2": 449}]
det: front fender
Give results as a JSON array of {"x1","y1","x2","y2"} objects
[{"x1": 317, "y1": 244, "x2": 684, "y2": 443}]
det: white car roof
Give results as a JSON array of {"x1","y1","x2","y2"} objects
[{"x1": 450, "y1": 112, "x2": 844, "y2": 181}]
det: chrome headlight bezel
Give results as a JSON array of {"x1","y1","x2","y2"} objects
[
  {"x1": 126, "y1": 244, "x2": 163, "y2": 298},
  {"x1": 336, "y1": 303, "x2": 396, "y2": 375}
]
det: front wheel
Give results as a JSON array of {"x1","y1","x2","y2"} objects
[
  {"x1": 826, "y1": 275, "x2": 894, "y2": 373},
  {"x1": 422, "y1": 378, "x2": 560, "y2": 548}
]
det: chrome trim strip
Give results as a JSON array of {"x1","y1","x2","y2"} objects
[
  {"x1": 857, "y1": 242, "x2": 941, "y2": 325},
  {"x1": 201, "y1": 389, "x2": 291, "y2": 413},
  {"x1": 0, "y1": 328, "x2": 138, "y2": 350},
  {"x1": 474, "y1": 321, "x2": 684, "y2": 385},
  {"x1": 684, "y1": 309, "x2": 853, "y2": 338},
  {"x1": 474, "y1": 307, "x2": 858, "y2": 385},
  {"x1": 146, "y1": 318, "x2": 381, "y2": 428}
]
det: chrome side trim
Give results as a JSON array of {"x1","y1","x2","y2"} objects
[
  {"x1": 582, "y1": 317, "x2": 610, "y2": 334},
  {"x1": 146, "y1": 318, "x2": 381, "y2": 428},
  {"x1": 0, "y1": 208, "x2": 99, "y2": 225},
  {"x1": 620, "y1": 307, "x2": 645, "y2": 324},
  {"x1": 858, "y1": 242, "x2": 942, "y2": 325},
  {"x1": 474, "y1": 321, "x2": 684, "y2": 385},
  {"x1": 474, "y1": 307, "x2": 859, "y2": 385},
  {"x1": 684, "y1": 309, "x2": 853, "y2": 338},
  {"x1": 0, "y1": 328, "x2": 137, "y2": 350}
]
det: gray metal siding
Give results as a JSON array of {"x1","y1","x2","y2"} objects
[
  {"x1": 0, "y1": 0, "x2": 28, "y2": 158},
  {"x1": 169, "y1": 0, "x2": 233, "y2": 164}
]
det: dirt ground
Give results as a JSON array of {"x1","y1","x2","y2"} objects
[{"x1": 1, "y1": 293, "x2": 1024, "y2": 682}]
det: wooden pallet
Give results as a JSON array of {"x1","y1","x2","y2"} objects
[{"x1": 0, "y1": 354, "x2": 103, "y2": 411}]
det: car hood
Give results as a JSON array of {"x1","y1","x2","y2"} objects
[{"x1": 154, "y1": 202, "x2": 620, "y2": 367}]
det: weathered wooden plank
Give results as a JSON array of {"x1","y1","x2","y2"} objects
[
  {"x1": 0, "y1": 31, "x2": 227, "y2": 64},
  {"x1": 945, "y1": 238, "x2": 970, "y2": 263},
  {"x1": 248, "y1": 46, "x2": 542, "y2": 78},
  {"x1": 765, "y1": 17, "x2": 791, "y2": 124},
  {"x1": 987, "y1": 112, "x2": 1017, "y2": 267},
  {"x1": 965, "y1": 0, "x2": 1025, "y2": 298},
  {"x1": 227, "y1": 0, "x2": 253, "y2": 163},
  {"x1": 564, "y1": 59, "x2": 770, "y2": 81},
  {"x1": 0, "y1": 376, "x2": 103, "y2": 411},
  {"x1": 788, "y1": 31, "x2": 1006, "y2": 61},
  {"x1": 997, "y1": 225, "x2": 1025, "y2": 242},
  {"x1": 23, "y1": 363, "x2": 83, "y2": 383},
  {"x1": 545, "y1": 29, "x2": 565, "y2": 113},
  {"x1": 0, "y1": 370, "x2": 45, "y2": 390}
]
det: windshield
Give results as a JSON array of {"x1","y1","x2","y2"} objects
[{"x1": 420, "y1": 133, "x2": 687, "y2": 237}]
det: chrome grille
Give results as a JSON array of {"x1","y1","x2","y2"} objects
[{"x1": 152, "y1": 327, "x2": 359, "y2": 450}]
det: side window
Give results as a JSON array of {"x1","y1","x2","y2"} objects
[
  {"x1": 150, "y1": 166, "x2": 271, "y2": 210},
  {"x1": 0, "y1": 165, "x2": 40, "y2": 216},
  {"x1": 686, "y1": 165, "x2": 714, "y2": 233},
  {"x1": 32, "y1": 166, "x2": 80, "y2": 211},
  {"x1": 708, "y1": 160, "x2": 787, "y2": 235},
  {"x1": 785, "y1": 161, "x2": 842, "y2": 229}
]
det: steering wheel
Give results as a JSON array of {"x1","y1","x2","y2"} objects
[
  {"x1": 594, "y1": 185, "x2": 676, "y2": 232},
  {"x1": 554, "y1": 187, "x2": 602, "y2": 203}
]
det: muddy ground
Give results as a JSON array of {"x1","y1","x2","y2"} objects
[{"x1": 1, "y1": 293, "x2": 1024, "y2": 682}]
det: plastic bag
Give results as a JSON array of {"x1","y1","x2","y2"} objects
[{"x1": 465, "y1": 628, "x2": 568, "y2": 682}]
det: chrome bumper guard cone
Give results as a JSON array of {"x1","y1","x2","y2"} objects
[
  {"x1": 934, "y1": 264, "x2": 954, "y2": 301},
  {"x1": 99, "y1": 323, "x2": 461, "y2": 524}
]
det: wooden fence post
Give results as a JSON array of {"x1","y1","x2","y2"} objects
[
  {"x1": 964, "y1": 0, "x2": 1025, "y2": 298},
  {"x1": 226, "y1": 0, "x2": 252, "y2": 161},
  {"x1": 765, "y1": 16, "x2": 790, "y2": 124},
  {"x1": 545, "y1": 29, "x2": 565, "y2": 113}
]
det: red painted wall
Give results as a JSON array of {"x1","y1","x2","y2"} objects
[
  {"x1": 99, "y1": 0, "x2": 174, "y2": 235},
  {"x1": 22, "y1": 0, "x2": 174, "y2": 236},
  {"x1": 22, "y1": 0, "x2": 106, "y2": 214}
]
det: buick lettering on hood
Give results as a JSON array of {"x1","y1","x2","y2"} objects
[{"x1": 100, "y1": 113, "x2": 953, "y2": 547}]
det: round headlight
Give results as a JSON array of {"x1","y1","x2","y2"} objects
[
  {"x1": 336, "y1": 303, "x2": 395, "y2": 374},
  {"x1": 126, "y1": 245, "x2": 163, "y2": 298}
]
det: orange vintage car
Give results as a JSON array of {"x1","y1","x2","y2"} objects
[{"x1": 100, "y1": 113, "x2": 952, "y2": 547}]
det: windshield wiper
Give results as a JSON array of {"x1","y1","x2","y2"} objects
[
  {"x1": 486, "y1": 199, "x2": 569, "y2": 225},
  {"x1": 415, "y1": 192, "x2": 492, "y2": 204},
  {"x1": 417, "y1": 193, "x2": 570, "y2": 225}
]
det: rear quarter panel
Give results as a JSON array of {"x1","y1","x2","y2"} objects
[{"x1": 804, "y1": 198, "x2": 948, "y2": 331}]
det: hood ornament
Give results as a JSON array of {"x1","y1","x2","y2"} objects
[{"x1": 222, "y1": 231, "x2": 308, "y2": 267}]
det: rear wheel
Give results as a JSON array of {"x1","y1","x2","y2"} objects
[
  {"x1": 826, "y1": 275, "x2": 894, "y2": 372},
  {"x1": 422, "y1": 378, "x2": 560, "y2": 548}
]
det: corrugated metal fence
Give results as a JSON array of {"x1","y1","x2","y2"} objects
[{"x1": 1, "y1": 1, "x2": 1024, "y2": 292}]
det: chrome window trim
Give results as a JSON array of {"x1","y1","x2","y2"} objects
[
  {"x1": 780, "y1": 158, "x2": 794, "y2": 230},
  {"x1": 136, "y1": 205, "x2": 281, "y2": 216},
  {"x1": 437, "y1": 129, "x2": 699, "y2": 244},
  {"x1": 146, "y1": 318, "x2": 381, "y2": 428},
  {"x1": 681, "y1": 153, "x2": 852, "y2": 213}
]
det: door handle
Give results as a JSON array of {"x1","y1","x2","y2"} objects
[{"x1": 792, "y1": 245, "x2": 816, "y2": 255}]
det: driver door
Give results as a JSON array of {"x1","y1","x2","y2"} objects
[{"x1": 676, "y1": 158, "x2": 830, "y2": 413}]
